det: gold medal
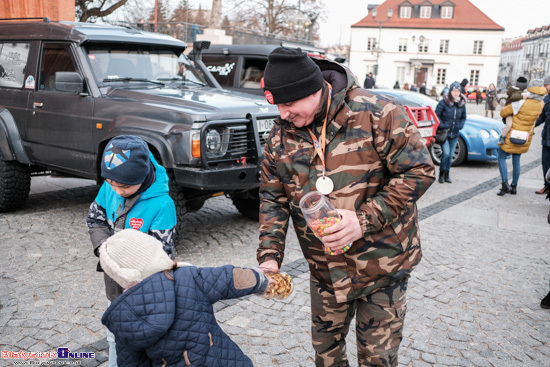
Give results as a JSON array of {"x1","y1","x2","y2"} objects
[{"x1": 316, "y1": 176, "x2": 334, "y2": 195}]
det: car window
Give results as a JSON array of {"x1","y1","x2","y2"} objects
[
  {"x1": 202, "y1": 55, "x2": 238, "y2": 88},
  {"x1": 39, "y1": 43, "x2": 78, "y2": 92},
  {"x1": 84, "y1": 44, "x2": 204, "y2": 86},
  {"x1": 239, "y1": 58, "x2": 266, "y2": 89},
  {"x1": 0, "y1": 42, "x2": 31, "y2": 88}
]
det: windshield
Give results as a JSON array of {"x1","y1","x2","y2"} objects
[{"x1": 84, "y1": 44, "x2": 206, "y2": 86}]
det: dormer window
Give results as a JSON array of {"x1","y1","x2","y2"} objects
[
  {"x1": 399, "y1": 6, "x2": 412, "y2": 18},
  {"x1": 420, "y1": 6, "x2": 432, "y2": 18},
  {"x1": 441, "y1": 6, "x2": 453, "y2": 18}
]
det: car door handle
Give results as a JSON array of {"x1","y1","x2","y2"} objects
[{"x1": 33, "y1": 102, "x2": 43, "y2": 108}]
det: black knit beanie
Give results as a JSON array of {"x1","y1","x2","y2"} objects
[
  {"x1": 101, "y1": 135, "x2": 151, "y2": 185},
  {"x1": 262, "y1": 47, "x2": 324, "y2": 104},
  {"x1": 515, "y1": 76, "x2": 528, "y2": 90}
]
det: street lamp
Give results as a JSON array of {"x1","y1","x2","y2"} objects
[
  {"x1": 371, "y1": 6, "x2": 393, "y2": 81},
  {"x1": 286, "y1": 0, "x2": 311, "y2": 42}
]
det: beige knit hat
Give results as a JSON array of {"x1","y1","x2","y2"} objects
[{"x1": 99, "y1": 229, "x2": 181, "y2": 289}]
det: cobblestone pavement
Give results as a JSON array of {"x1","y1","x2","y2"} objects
[{"x1": 1, "y1": 104, "x2": 550, "y2": 367}]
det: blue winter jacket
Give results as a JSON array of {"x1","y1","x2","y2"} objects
[
  {"x1": 435, "y1": 93, "x2": 467, "y2": 140},
  {"x1": 102, "y1": 265, "x2": 268, "y2": 367},
  {"x1": 535, "y1": 94, "x2": 550, "y2": 147}
]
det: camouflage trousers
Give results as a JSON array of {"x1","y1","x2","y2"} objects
[{"x1": 310, "y1": 276, "x2": 408, "y2": 367}]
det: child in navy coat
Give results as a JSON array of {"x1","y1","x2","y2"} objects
[{"x1": 100, "y1": 229, "x2": 283, "y2": 367}]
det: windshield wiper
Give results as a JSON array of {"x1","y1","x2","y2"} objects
[
  {"x1": 102, "y1": 77, "x2": 165, "y2": 86},
  {"x1": 157, "y1": 77, "x2": 206, "y2": 87}
]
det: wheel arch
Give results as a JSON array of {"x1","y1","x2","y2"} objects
[{"x1": 0, "y1": 108, "x2": 31, "y2": 164}]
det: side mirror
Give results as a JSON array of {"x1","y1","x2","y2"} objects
[{"x1": 55, "y1": 71, "x2": 84, "y2": 94}]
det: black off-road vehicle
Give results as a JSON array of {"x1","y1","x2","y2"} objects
[{"x1": 0, "y1": 19, "x2": 279, "y2": 221}]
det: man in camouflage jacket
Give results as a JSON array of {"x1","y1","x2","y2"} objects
[{"x1": 257, "y1": 47, "x2": 435, "y2": 366}]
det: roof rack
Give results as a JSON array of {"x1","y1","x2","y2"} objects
[{"x1": 0, "y1": 17, "x2": 50, "y2": 23}]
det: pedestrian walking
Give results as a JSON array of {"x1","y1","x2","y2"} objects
[
  {"x1": 86, "y1": 135, "x2": 177, "y2": 366},
  {"x1": 534, "y1": 75, "x2": 550, "y2": 195},
  {"x1": 100, "y1": 229, "x2": 274, "y2": 367},
  {"x1": 475, "y1": 88, "x2": 482, "y2": 105},
  {"x1": 363, "y1": 72, "x2": 375, "y2": 89},
  {"x1": 257, "y1": 46, "x2": 435, "y2": 366},
  {"x1": 486, "y1": 83, "x2": 498, "y2": 118},
  {"x1": 496, "y1": 79, "x2": 546, "y2": 196},
  {"x1": 393, "y1": 81, "x2": 400, "y2": 89},
  {"x1": 435, "y1": 81, "x2": 467, "y2": 184}
]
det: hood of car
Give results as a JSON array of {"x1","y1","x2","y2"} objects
[
  {"x1": 465, "y1": 114, "x2": 503, "y2": 133},
  {"x1": 104, "y1": 85, "x2": 278, "y2": 119}
]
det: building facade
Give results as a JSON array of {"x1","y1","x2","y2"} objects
[
  {"x1": 349, "y1": 0, "x2": 504, "y2": 92},
  {"x1": 498, "y1": 26, "x2": 550, "y2": 90}
]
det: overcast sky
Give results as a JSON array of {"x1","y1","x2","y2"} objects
[{"x1": 182, "y1": 0, "x2": 550, "y2": 47}]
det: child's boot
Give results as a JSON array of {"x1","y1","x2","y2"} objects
[{"x1": 498, "y1": 135, "x2": 505, "y2": 145}]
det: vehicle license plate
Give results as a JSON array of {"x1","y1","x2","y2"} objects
[
  {"x1": 419, "y1": 127, "x2": 432, "y2": 137},
  {"x1": 257, "y1": 118, "x2": 275, "y2": 133}
]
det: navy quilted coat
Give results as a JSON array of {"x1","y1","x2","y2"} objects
[{"x1": 102, "y1": 265, "x2": 267, "y2": 366}]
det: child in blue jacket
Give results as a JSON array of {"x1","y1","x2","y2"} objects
[
  {"x1": 100, "y1": 229, "x2": 276, "y2": 367},
  {"x1": 87, "y1": 135, "x2": 177, "y2": 365}
]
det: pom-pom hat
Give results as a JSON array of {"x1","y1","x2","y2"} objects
[
  {"x1": 99, "y1": 229, "x2": 187, "y2": 289},
  {"x1": 101, "y1": 135, "x2": 150, "y2": 185},
  {"x1": 262, "y1": 47, "x2": 324, "y2": 105},
  {"x1": 449, "y1": 81, "x2": 461, "y2": 92}
]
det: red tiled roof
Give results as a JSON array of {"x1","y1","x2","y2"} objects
[
  {"x1": 351, "y1": 0, "x2": 504, "y2": 31},
  {"x1": 501, "y1": 37, "x2": 525, "y2": 52}
]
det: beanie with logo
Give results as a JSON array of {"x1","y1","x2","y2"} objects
[{"x1": 101, "y1": 135, "x2": 150, "y2": 185}]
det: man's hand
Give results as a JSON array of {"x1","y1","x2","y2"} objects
[
  {"x1": 322, "y1": 209, "x2": 363, "y2": 251},
  {"x1": 258, "y1": 259, "x2": 279, "y2": 273}
]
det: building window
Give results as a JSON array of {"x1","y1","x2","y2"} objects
[
  {"x1": 420, "y1": 6, "x2": 432, "y2": 18},
  {"x1": 437, "y1": 69, "x2": 446, "y2": 85},
  {"x1": 399, "y1": 6, "x2": 411, "y2": 18},
  {"x1": 473, "y1": 40, "x2": 483, "y2": 55},
  {"x1": 441, "y1": 6, "x2": 453, "y2": 18},
  {"x1": 470, "y1": 70, "x2": 480, "y2": 85},
  {"x1": 398, "y1": 39, "x2": 408, "y2": 52},
  {"x1": 418, "y1": 41, "x2": 428, "y2": 53},
  {"x1": 440, "y1": 40, "x2": 449, "y2": 53},
  {"x1": 396, "y1": 66, "x2": 405, "y2": 83},
  {"x1": 367, "y1": 37, "x2": 376, "y2": 51}
]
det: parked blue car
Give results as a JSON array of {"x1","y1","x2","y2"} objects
[{"x1": 370, "y1": 89, "x2": 502, "y2": 166}]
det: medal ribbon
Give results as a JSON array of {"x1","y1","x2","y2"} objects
[{"x1": 307, "y1": 83, "x2": 332, "y2": 177}]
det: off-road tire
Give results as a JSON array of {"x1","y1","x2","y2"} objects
[
  {"x1": 0, "y1": 157, "x2": 31, "y2": 212},
  {"x1": 231, "y1": 188, "x2": 260, "y2": 221}
]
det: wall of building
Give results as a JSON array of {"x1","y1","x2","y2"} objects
[
  {"x1": 0, "y1": 0, "x2": 74, "y2": 21},
  {"x1": 350, "y1": 27, "x2": 503, "y2": 91}
]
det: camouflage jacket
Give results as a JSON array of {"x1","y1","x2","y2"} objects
[{"x1": 257, "y1": 60, "x2": 435, "y2": 303}]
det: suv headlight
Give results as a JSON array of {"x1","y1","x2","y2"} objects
[
  {"x1": 206, "y1": 129, "x2": 222, "y2": 153},
  {"x1": 479, "y1": 129, "x2": 490, "y2": 139},
  {"x1": 490, "y1": 129, "x2": 500, "y2": 139}
]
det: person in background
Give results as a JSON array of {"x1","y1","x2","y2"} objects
[
  {"x1": 410, "y1": 83, "x2": 418, "y2": 92},
  {"x1": 87, "y1": 135, "x2": 177, "y2": 367},
  {"x1": 257, "y1": 46, "x2": 435, "y2": 366},
  {"x1": 475, "y1": 88, "x2": 482, "y2": 105},
  {"x1": 460, "y1": 78, "x2": 469, "y2": 95},
  {"x1": 393, "y1": 81, "x2": 400, "y2": 89},
  {"x1": 419, "y1": 82, "x2": 427, "y2": 95},
  {"x1": 496, "y1": 79, "x2": 546, "y2": 196},
  {"x1": 435, "y1": 81, "x2": 467, "y2": 184},
  {"x1": 534, "y1": 75, "x2": 550, "y2": 195},
  {"x1": 403, "y1": 82, "x2": 410, "y2": 90},
  {"x1": 363, "y1": 72, "x2": 375, "y2": 89},
  {"x1": 485, "y1": 83, "x2": 498, "y2": 118}
]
